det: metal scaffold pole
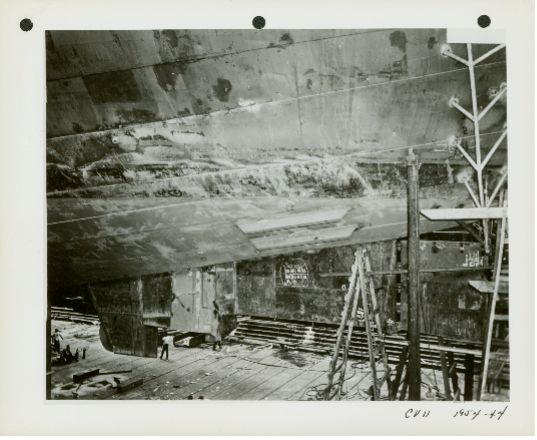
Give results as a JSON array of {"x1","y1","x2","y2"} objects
[{"x1": 407, "y1": 148, "x2": 421, "y2": 401}]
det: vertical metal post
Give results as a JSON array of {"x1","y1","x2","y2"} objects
[
  {"x1": 407, "y1": 148, "x2": 421, "y2": 401},
  {"x1": 479, "y1": 196, "x2": 508, "y2": 399},
  {"x1": 467, "y1": 44, "x2": 484, "y2": 206}
]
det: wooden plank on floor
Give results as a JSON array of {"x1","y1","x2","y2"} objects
[
  {"x1": 117, "y1": 346, "x2": 244, "y2": 400},
  {"x1": 51, "y1": 355, "x2": 162, "y2": 400},
  {"x1": 74, "y1": 358, "x2": 184, "y2": 400},
  {"x1": 339, "y1": 366, "x2": 374, "y2": 401},
  {"x1": 266, "y1": 369, "x2": 325, "y2": 401},
  {"x1": 263, "y1": 358, "x2": 329, "y2": 401},
  {"x1": 86, "y1": 347, "x2": 205, "y2": 400},
  {"x1": 103, "y1": 347, "x2": 208, "y2": 400},
  {"x1": 213, "y1": 356, "x2": 286, "y2": 400},
  {"x1": 235, "y1": 365, "x2": 306, "y2": 401},
  {"x1": 159, "y1": 356, "x2": 245, "y2": 400},
  {"x1": 135, "y1": 345, "x2": 248, "y2": 400},
  {"x1": 288, "y1": 361, "x2": 365, "y2": 401},
  {"x1": 295, "y1": 363, "x2": 345, "y2": 401},
  {"x1": 51, "y1": 354, "x2": 129, "y2": 390},
  {"x1": 168, "y1": 354, "x2": 274, "y2": 400},
  {"x1": 184, "y1": 349, "x2": 276, "y2": 400},
  {"x1": 117, "y1": 377, "x2": 144, "y2": 393},
  {"x1": 73, "y1": 368, "x2": 100, "y2": 383}
]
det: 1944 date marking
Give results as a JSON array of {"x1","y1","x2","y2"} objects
[
  {"x1": 404, "y1": 406, "x2": 508, "y2": 420},
  {"x1": 453, "y1": 406, "x2": 508, "y2": 420}
]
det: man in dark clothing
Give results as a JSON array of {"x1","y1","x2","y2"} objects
[
  {"x1": 160, "y1": 335, "x2": 174, "y2": 360},
  {"x1": 212, "y1": 301, "x2": 222, "y2": 351}
]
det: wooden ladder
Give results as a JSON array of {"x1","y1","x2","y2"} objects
[
  {"x1": 324, "y1": 249, "x2": 392, "y2": 400},
  {"x1": 478, "y1": 196, "x2": 509, "y2": 400},
  {"x1": 361, "y1": 250, "x2": 392, "y2": 399}
]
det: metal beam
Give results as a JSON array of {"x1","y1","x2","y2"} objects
[
  {"x1": 455, "y1": 142, "x2": 479, "y2": 170},
  {"x1": 442, "y1": 49, "x2": 470, "y2": 66},
  {"x1": 479, "y1": 87, "x2": 507, "y2": 122},
  {"x1": 481, "y1": 130, "x2": 508, "y2": 170},
  {"x1": 456, "y1": 221, "x2": 486, "y2": 245},
  {"x1": 450, "y1": 98, "x2": 475, "y2": 122},
  {"x1": 473, "y1": 44, "x2": 506, "y2": 65},
  {"x1": 464, "y1": 180, "x2": 482, "y2": 207},
  {"x1": 487, "y1": 173, "x2": 508, "y2": 208}
]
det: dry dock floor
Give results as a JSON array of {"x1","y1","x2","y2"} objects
[{"x1": 50, "y1": 321, "x2": 506, "y2": 401}]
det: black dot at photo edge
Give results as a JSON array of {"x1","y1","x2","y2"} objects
[
  {"x1": 20, "y1": 18, "x2": 33, "y2": 31},
  {"x1": 478, "y1": 15, "x2": 491, "y2": 29},
  {"x1": 252, "y1": 16, "x2": 266, "y2": 30}
]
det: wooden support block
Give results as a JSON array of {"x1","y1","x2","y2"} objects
[
  {"x1": 117, "y1": 377, "x2": 143, "y2": 393},
  {"x1": 464, "y1": 354, "x2": 475, "y2": 401},
  {"x1": 399, "y1": 373, "x2": 409, "y2": 401},
  {"x1": 391, "y1": 346, "x2": 408, "y2": 398},
  {"x1": 421, "y1": 207, "x2": 508, "y2": 221},
  {"x1": 494, "y1": 314, "x2": 509, "y2": 322},
  {"x1": 469, "y1": 280, "x2": 509, "y2": 294},
  {"x1": 73, "y1": 368, "x2": 99, "y2": 383},
  {"x1": 438, "y1": 337, "x2": 452, "y2": 400},
  {"x1": 446, "y1": 350, "x2": 460, "y2": 399}
]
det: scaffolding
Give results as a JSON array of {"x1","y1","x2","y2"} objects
[{"x1": 442, "y1": 43, "x2": 507, "y2": 253}]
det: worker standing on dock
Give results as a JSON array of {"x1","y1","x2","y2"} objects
[
  {"x1": 160, "y1": 335, "x2": 174, "y2": 360},
  {"x1": 52, "y1": 328, "x2": 63, "y2": 354},
  {"x1": 213, "y1": 301, "x2": 223, "y2": 351}
]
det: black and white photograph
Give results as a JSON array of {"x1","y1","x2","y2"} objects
[
  {"x1": 45, "y1": 28, "x2": 510, "y2": 402},
  {"x1": 0, "y1": 0, "x2": 534, "y2": 435}
]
